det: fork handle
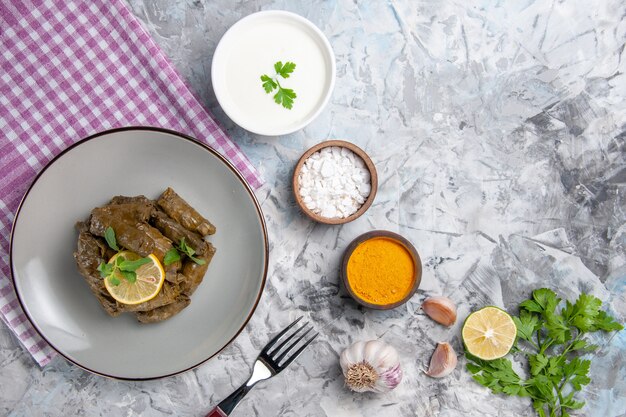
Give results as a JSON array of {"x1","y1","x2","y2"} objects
[
  {"x1": 205, "y1": 383, "x2": 251, "y2": 416},
  {"x1": 205, "y1": 407, "x2": 227, "y2": 417}
]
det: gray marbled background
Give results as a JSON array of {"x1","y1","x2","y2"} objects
[{"x1": 2, "y1": 0, "x2": 625, "y2": 416}]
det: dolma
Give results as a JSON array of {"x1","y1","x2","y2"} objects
[
  {"x1": 120, "y1": 282, "x2": 182, "y2": 312},
  {"x1": 73, "y1": 230, "x2": 122, "y2": 316},
  {"x1": 76, "y1": 190, "x2": 216, "y2": 324},
  {"x1": 108, "y1": 195, "x2": 153, "y2": 206},
  {"x1": 74, "y1": 229, "x2": 179, "y2": 316},
  {"x1": 135, "y1": 295, "x2": 191, "y2": 323},
  {"x1": 165, "y1": 271, "x2": 186, "y2": 285},
  {"x1": 180, "y1": 243, "x2": 216, "y2": 296},
  {"x1": 76, "y1": 221, "x2": 183, "y2": 314},
  {"x1": 157, "y1": 187, "x2": 216, "y2": 236},
  {"x1": 93, "y1": 202, "x2": 153, "y2": 224},
  {"x1": 150, "y1": 209, "x2": 207, "y2": 255},
  {"x1": 89, "y1": 209, "x2": 173, "y2": 262}
]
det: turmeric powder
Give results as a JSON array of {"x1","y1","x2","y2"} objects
[{"x1": 346, "y1": 237, "x2": 415, "y2": 305}]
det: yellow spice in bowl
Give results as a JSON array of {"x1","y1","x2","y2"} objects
[{"x1": 346, "y1": 237, "x2": 415, "y2": 305}]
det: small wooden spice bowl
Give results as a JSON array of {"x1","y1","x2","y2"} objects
[
  {"x1": 341, "y1": 230, "x2": 422, "y2": 310},
  {"x1": 292, "y1": 140, "x2": 378, "y2": 225}
]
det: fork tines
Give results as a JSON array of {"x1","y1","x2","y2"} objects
[{"x1": 262, "y1": 317, "x2": 319, "y2": 370}]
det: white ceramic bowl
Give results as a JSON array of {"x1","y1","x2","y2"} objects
[{"x1": 211, "y1": 10, "x2": 336, "y2": 136}]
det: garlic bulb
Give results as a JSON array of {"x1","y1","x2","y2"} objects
[
  {"x1": 340, "y1": 340, "x2": 402, "y2": 393},
  {"x1": 425, "y1": 342, "x2": 457, "y2": 378},
  {"x1": 421, "y1": 296, "x2": 457, "y2": 326}
]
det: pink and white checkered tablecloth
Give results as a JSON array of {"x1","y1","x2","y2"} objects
[{"x1": 0, "y1": 0, "x2": 263, "y2": 366}]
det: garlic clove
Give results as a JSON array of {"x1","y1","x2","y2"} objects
[
  {"x1": 376, "y1": 363, "x2": 402, "y2": 392},
  {"x1": 340, "y1": 340, "x2": 366, "y2": 369},
  {"x1": 425, "y1": 342, "x2": 457, "y2": 378},
  {"x1": 421, "y1": 296, "x2": 457, "y2": 326},
  {"x1": 363, "y1": 339, "x2": 399, "y2": 371}
]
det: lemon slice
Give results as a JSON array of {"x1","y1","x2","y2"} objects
[
  {"x1": 104, "y1": 251, "x2": 165, "y2": 305},
  {"x1": 462, "y1": 306, "x2": 517, "y2": 360}
]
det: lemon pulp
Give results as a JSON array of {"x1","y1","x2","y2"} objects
[
  {"x1": 462, "y1": 306, "x2": 517, "y2": 360},
  {"x1": 104, "y1": 251, "x2": 165, "y2": 305}
]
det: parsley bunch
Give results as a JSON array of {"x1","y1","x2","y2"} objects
[
  {"x1": 260, "y1": 61, "x2": 297, "y2": 109},
  {"x1": 466, "y1": 288, "x2": 623, "y2": 417}
]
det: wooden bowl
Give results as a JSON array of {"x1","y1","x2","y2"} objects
[
  {"x1": 292, "y1": 140, "x2": 377, "y2": 225},
  {"x1": 341, "y1": 230, "x2": 422, "y2": 310}
]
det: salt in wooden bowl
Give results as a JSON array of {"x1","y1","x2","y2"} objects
[{"x1": 292, "y1": 140, "x2": 377, "y2": 225}]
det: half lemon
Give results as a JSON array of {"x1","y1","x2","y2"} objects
[
  {"x1": 462, "y1": 306, "x2": 517, "y2": 360},
  {"x1": 104, "y1": 251, "x2": 165, "y2": 305}
]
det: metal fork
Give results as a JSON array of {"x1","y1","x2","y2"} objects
[{"x1": 206, "y1": 317, "x2": 318, "y2": 417}]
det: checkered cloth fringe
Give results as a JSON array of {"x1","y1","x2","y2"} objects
[{"x1": 0, "y1": 0, "x2": 262, "y2": 366}]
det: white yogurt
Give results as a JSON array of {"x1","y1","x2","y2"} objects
[{"x1": 212, "y1": 11, "x2": 335, "y2": 135}]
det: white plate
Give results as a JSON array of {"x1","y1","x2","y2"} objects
[
  {"x1": 212, "y1": 10, "x2": 336, "y2": 136},
  {"x1": 10, "y1": 127, "x2": 268, "y2": 380}
]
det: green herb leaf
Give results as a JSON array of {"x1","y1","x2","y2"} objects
[
  {"x1": 175, "y1": 238, "x2": 206, "y2": 265},
  {"x1": 514, "y1": 310, "x2": 539, "y2": 342},
  {"x1": 561, "y1": 392, "x2": 585, "y2": 410},
  {"x1": 178, "y1": 238, "x2": 195, "y2": 257},
  {"x1": 190, "y1": 255, "x2": 206, "y2": 265},
  {"x1": 529, "y1": 353, "x2": 548, "y2": 376},
  {"x1": 592, "y1": 310, "x2": 624, "y2": 332},
  {"x1": 492, "y1": 370, "x2": 521, "y2": 384},
  {"x1": 532, "y1": 400, "x2": 548, "y2": 417},
  {"x1": 118, "y1": 257, "x2": 151, "y2": 272},
  {"x1": 569, "y1": 339, "x2": 589, "y2": 352},
  {"x1": 260, "y1": 74, "x2": 277, "y2": 93},
  {"x1": 104, "y1": 226, "x2": 119, "y2": 251},
  {"x1": 564, "y1": 357, "x2": 591, "y2": 390},
  {"x1": 163, "y1": 248, "x2": 181, "y2": 266},
  {"x1": 274, "y1": 61, "x2": 283, "y2": 74},
  {"x1": 574, "y1": 293, "x2": 603, "y2": 317},
  {"x1": 527, "y1": 375, "x2": 554, "y2": 401},
  {"x1": 466, "y1": 363, "x2": 482, "y2": 374},
  {"x1": 108, "y1": 276, "x2": 121, "y2": 286},
  {"x1": 520, "y1": 299, "x2": 543, "y2": 313},
  {"x1": 274, "y1": 87, "x2": 296, "y2": 109},
  {"x1": 564, "y1": 293, "x2": 603, "y2": 331},
  {"x1": 532, "y1": 288, "x2": 560, "y2": 313},
  {"x1": 561, "y1": 300, "x2": 576, "y2": 321},
  {"x1": 97, "y1": 262, "x2": 113, "y2": 278},
  {"x1": 464, "y1": 354, "x2": 525, "y2": 397},
  {"x1": 502, "y1": 384, "x2": 521, "y2": 396},
  {"x1": 545, "y1": 356, "x2": 565, "y2": 385},
  {"x1": 472, "y1": 373, "x2": 488, "y2": 386},
  {"x1": 120, "y1": 270, "x2": 137, "y2": 284},
  {"x1": 544, "y1": 312, "x2": 570, "y2": 343},
  {"x1": 276, "y1": 61, "x2": 296, "y2": 78}
]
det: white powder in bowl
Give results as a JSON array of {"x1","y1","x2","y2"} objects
[{"x1": 298, "y1": 146, "x2": 371, "y2": 219}]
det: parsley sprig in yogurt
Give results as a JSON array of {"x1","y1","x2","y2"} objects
[{"x1": 260, "y1": 61, "x2": 297, "y2": 109}]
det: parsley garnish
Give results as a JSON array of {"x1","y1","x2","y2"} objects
[
  {"x1": 163, "y1": 238, "x2": 206, "y2": 266},
  {"x1": 260, "y1": 61, "x2": 297, "y2": 109},
  {"x1": 465, "y1": 288, "x2": 623, "y2": 417},
  {"x1": 163, "y1": 247, "x2": 181, "y2": 266},
  {"x1": 97, "y1": 226, "x2": 151, "y2": 285},
  {"x1": 104, "y1": 226, "x2": 119, "y2": 251},
  {"x1": 97, "y1": 255, "x2": 151, "y2": 286}
]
